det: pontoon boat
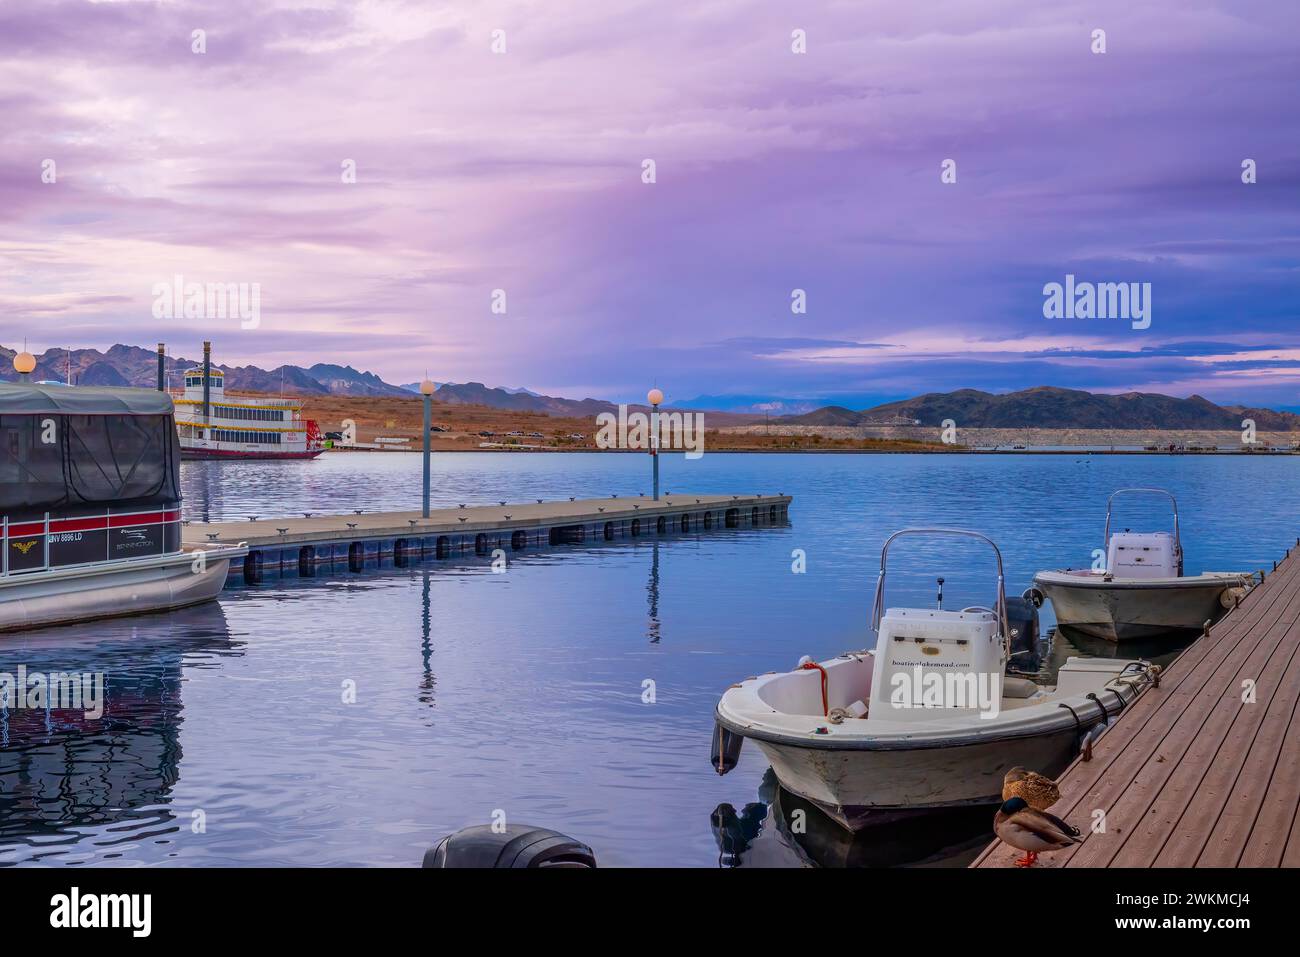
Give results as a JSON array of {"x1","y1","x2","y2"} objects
[{"x1": 0, "y1": 382, "x2": 246, "y2": 632}]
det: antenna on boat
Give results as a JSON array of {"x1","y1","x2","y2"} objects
[{"x1": 936, "y1": 577, "x2": 945, "y2": 610}]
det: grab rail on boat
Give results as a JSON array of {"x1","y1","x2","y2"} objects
[
  {"x1": 1104, "y1": 487, "x2": 1182, "y2": 574},
  {"x1": 870, "y1": 527, "x2": 1009, "y2": 656}
]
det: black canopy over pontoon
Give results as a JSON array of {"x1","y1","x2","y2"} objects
[
  {"x1": 0, "y1": 382, "x2": 180, "y2": 521},
  {"x1": 0, "y1": 381, "x2": 174, "y2": 417}
]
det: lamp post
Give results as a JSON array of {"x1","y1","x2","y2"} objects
[
  {"x1": 647, "y1": 388, "x2": 663, "y2": 500},
  {"x1": 420, "y1": 378, "x2": 435, "y2": 517},
  {"x1": 13, "y1": 350, "x2": 36, "y2": 381}
]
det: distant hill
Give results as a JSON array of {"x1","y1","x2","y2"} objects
[
  {"x1": 306, "y1": 363, "x2": 409, "y2": 397},
  {"x1": 396, "y1": 379, "x2": 606, "y2": 414},
  {"x1": 426, "y1": 381, "x2": 616, "y2": 417},
  {"x1": 786, "y1": 386, "x2": 1300, "y2": 431}
]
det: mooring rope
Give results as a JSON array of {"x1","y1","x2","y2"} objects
[{"x1": 798, "y1": 661, "x2": 829, "y2": 717}]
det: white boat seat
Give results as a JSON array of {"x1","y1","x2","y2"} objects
[{"x1": 1002, "y1": 677, "x2": 1040, "y2": 699}]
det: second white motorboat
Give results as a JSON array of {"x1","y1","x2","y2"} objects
[
  {"x1": 712, "y1": 528, "x2": 1157, "y2": 831},
  {"x1": 1031, "y1": 488, "x2": 1254, "y2": 643}
]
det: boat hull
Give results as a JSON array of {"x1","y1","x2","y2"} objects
[
  {"x1": 0, "y1": 548, "x2": 243, "y2": 633},
  {"x1": 181, "y1": 447, "x2": 323, "y2": 460},
  {"x1": 1034, "y1": 571, "x2": 1246, "y2": 642},
  {"x1": 751, "y1": 727, "x2": 1079, "y2": 831},
  {"x1": 715, "y1": 651, "x2": 1150, "y2": 832}
]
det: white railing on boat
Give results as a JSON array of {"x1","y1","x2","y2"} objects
[{"x1": 1, "y1": 507, "x2": 181, "y2": 578}]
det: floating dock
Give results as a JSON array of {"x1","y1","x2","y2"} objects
[
  {"x1": 182, "y1": 493, "x2": 792, "y2": 584},
  {"x1": 973, "y1": 542, "x2": 1300, "y2": 867}
]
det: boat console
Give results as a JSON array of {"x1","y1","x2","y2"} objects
[
  {"x1": 1103, "y1": 488, "x2": 1184, "y2": 579},
  {"x1": 867, "y1": 528, "x2": 1009, "y2": 713},
  {"x1": 869, "y1": 607, "x2": 1004, "y2": 712},
  {"x1": 1105, "y1": 530, "x2": 1179, "y2": 579}
]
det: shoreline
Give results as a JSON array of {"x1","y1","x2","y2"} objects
[{"x1": 321, "y1": 445, "x2": 1299, "y2": 455}]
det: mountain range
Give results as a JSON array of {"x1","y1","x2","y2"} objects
[
  {"x1": 2, "y1": 344, "x2": 1297, "y2": 431},
  {"x1": 0, "y1": 343, "x2": 618, "y2": 417},
  {"x1": 786, "y1": 386, "x2": 1300, "y2": 431}
]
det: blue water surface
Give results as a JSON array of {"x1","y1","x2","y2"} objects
[{"x1": 1, "y1": 452, "x2": 1294, "y2": 867}]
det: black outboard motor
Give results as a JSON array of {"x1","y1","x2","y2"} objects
[
  {"x1": 1005, "y1": 590, "x2": 1041, "y2": 674},
  {"x1": 423, "y1": 824, "x2": 596, "y2": 868}
]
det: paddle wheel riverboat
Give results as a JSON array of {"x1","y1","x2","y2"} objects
[
  {"x1": 172, "y1": 354, "x2": 323, "y2": 460},
  {"x1": 0, "y1": 380, "x2": 245, "y2": 632}
]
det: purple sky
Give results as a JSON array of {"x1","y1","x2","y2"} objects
[{"x1": 2, "y1": 0, "x2": 1298, "y2": 409}]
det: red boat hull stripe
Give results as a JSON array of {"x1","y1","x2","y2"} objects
[{"x1": 6, "y1": 512, "x2": 180, "y2": 537}]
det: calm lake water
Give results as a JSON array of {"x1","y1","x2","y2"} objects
[{"x1": 2, "y1": 452, "x2": 1295, "y2": 867}]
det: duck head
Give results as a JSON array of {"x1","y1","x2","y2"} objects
[{"x1": 999, "y1": 796, "x2": 1029, "y2": 815}]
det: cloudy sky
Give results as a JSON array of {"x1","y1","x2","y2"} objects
[{"x1": 1, "y1": 0, "x2": 1297, "y2": 408}]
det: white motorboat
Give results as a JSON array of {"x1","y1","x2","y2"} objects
[
  {"x1": 1031, "y1": 488, "x2": 1254, "y2": 643},
  {"x1": 1, "y1": 381, "x2": 246, "y2": 633},
  {"x1": 712, "y1": 528, "x2": 1157, "y2": 831}
]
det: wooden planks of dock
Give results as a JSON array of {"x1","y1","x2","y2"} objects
[{"x1": 974, "y1": 544, "x2": 1300, "y2": 868}]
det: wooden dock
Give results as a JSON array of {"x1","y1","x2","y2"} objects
[
  {"x1": 974, "y1": 543, "x2": 1300, "y2": 867},
  {"x1": 182, "y1": 493, "x2": 791, "y2": 583}
]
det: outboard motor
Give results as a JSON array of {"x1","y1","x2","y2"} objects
[
  {"x1": 1006, "y1": 590, "x2": 1041, "y2": 674},
  {"x1": 423, "y1": 824, "x2": 596, "y2": 868}
]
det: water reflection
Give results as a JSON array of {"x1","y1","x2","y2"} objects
[
  {"x1": 418, "y1": 570, "x2": 436, "y2": 709},
  {"x1": 712, "y1": 770, "x2": 997, "y2": 868},
  {"x1": 646, "y1": 541, "x2": 661, "y2": 644},
  {"x1": 1048, "y1": 626, "x2": 1193, "y2": 672},
  {"x1": 0, "y1": 603, "x2": 237, "y2": 865}
]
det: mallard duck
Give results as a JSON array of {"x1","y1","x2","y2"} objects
[
  {"x1": 1001, "y1": 766, "x2": 1060, "y2": 810},
  {"x1": 993, "y1": 796, "x2": 1081, "y2": 867}
]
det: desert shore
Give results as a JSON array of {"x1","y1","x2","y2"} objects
[{"x1": 278, "y1": 393, "x2": 1297, "y2": 453}]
